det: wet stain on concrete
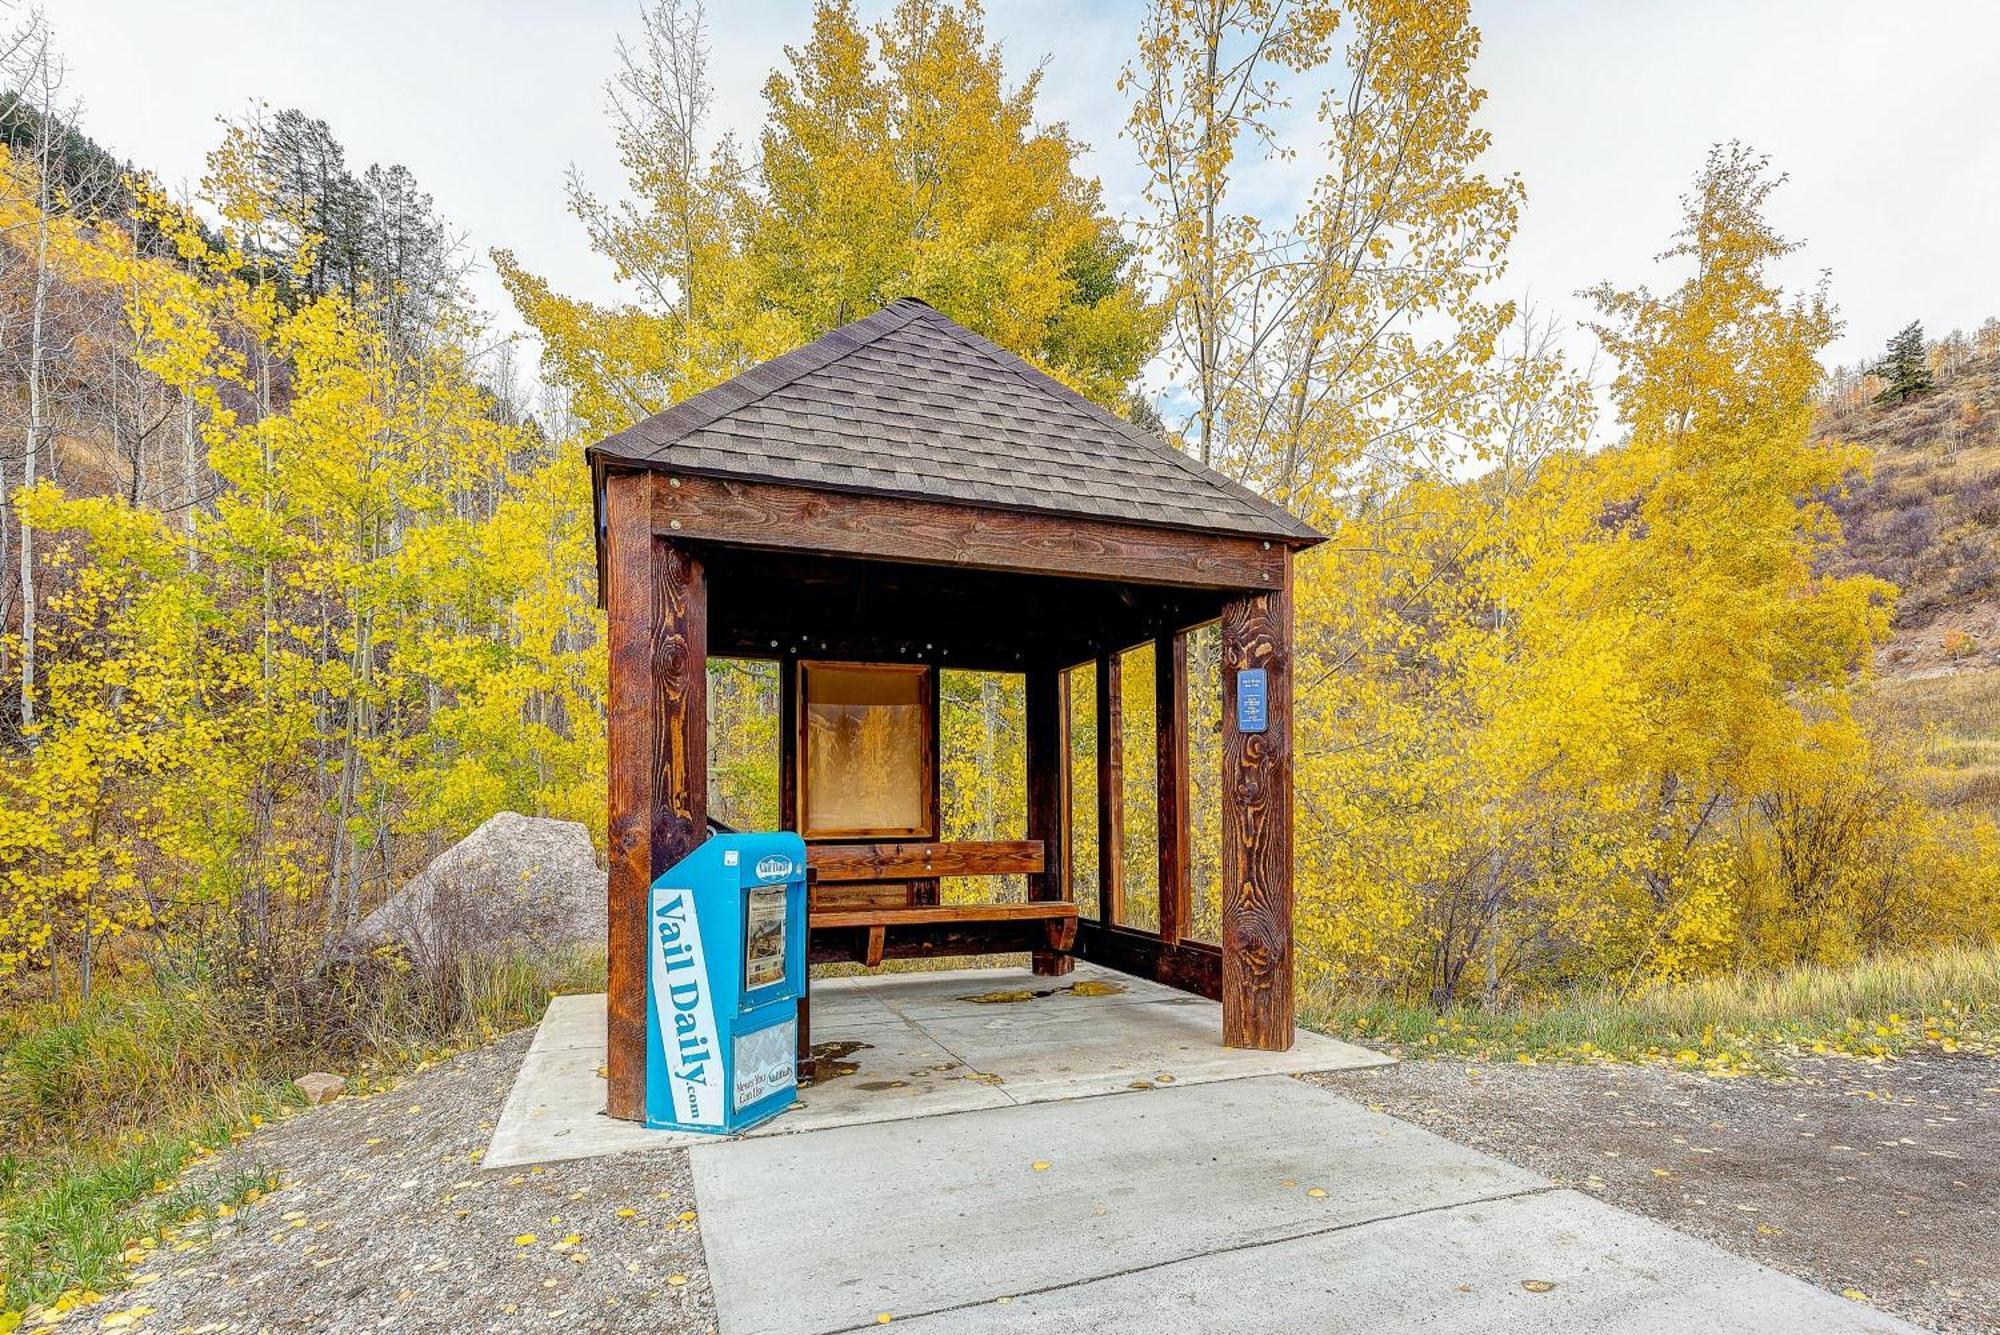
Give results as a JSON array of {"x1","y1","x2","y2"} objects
[
  {"x1": 802, "y1": 1039, "x2": 871, "y2": 1085},
  {"x1": 958, "y1": 979, "x2": 1129, "y2": 1004}
]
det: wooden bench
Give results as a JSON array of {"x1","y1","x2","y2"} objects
[{"x1": 805, "y1": 839, "x2": 1075, "y2": 967}]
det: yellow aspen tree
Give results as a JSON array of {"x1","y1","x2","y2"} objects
[{"x1": 504, "y1": 0, "x2": 1158, "y2": 437}]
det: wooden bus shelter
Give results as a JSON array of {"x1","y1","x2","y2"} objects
[{"x1": 588, "y1": 299, "x2": 1323, "y2": 1123}]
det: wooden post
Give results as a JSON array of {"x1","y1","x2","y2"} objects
[
  {"x1": 1156, "y1": 632, "x2": 1189, "y2": 947},
  {"x1": 778, "y1": 655, "x2": 811, "y2": 1078},
  {"x1": 778, "y1": 654, "x2": 799, "y2": 833},
  {"x1": 1220, "y1": 558, "x2": 1293, "y2": 1051},
  {"x1": 1025, "y1": 667, "x2": 1073, "y2": 976},
  {"x1": 605, "y1": 469, "x2": 708, "y2": 1122},
  {"x1": 1094, "y1": 653, "x2": 1123, "y2": 927}
]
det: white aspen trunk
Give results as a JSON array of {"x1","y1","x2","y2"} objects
[
  {"x1": 20, "y1": 124, "x2": 51, "y2": 734},
  {"x1": 181, "y1": 389, "x2": 198, "y2": 567}
]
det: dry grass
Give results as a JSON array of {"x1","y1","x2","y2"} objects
[
  {"x1": 1871, "y1": 668, "x2": 2000, "y2": 815},
  {"x1": 0, "y1": 945, "x2": 603, "y2": 1313},
  {"x1": 1304, "y1": 942, "x2": 2000, "y2": 1073}
]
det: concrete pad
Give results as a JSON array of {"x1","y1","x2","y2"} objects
[
  {"x1": 486, "y1": 994, "x2": 661, "y2": 1167},
  {"x1": 840, "y1": 963, "x2": 1213, "y2": 1020},
  {"x1": 486, "y1": 964, "x2": 1388, "y2": 1169},
  {"x1": 691, "y1": 1075, "x2": 1544, "y2": 1335},
  {"x1": 790, "y1": 1015, "x2": 1016, "y2": 1125},
  {"x1": 889, "y1": 1190, "x2": 1922, "y2": 1334},
  {"x1": 915, "y1": 995, "x2": 1385, "y2": 1102}
]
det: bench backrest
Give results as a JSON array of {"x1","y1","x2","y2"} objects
[{"x1": 807, "y1": 839, "x2": 1045, "y2": 910}]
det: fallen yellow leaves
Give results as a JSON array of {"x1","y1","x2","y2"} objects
[
  {"x1": 1520, "y1": 1280, "x2": 1557, "y2": 1294},
  {"x1": 514, "y1": 1234, "x2": 537, "y2": 1247},
  {"x1": 1030, "y1": 1161, "x2": 1052, "y2": 1172}
]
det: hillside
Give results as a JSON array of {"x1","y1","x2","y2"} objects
[
  {"x1": 1820, "y1": 322, "x2": 2000, "y2": 668},
  {"x1": 1820, "y1": 321, "x2": 2000, "y2": 816}
]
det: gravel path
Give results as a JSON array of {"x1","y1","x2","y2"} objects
[
  {"x1": 62, "y1": 1033, "x2": 716, "y2": 1335},
  {"x1": 54, "y1": 1024, "x2": 1996, "y2": 1334},
  {"x1": 1310, "y1": 1051, "x2": 2000, "y2": 1335}
]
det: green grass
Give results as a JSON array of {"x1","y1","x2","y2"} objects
[
  {"x1": 0, "y1": 945, "x2": 604, "y2": 1318},
  {"x1": 1302, "y1": 942, "x2": 2000, "y2": 1075}
]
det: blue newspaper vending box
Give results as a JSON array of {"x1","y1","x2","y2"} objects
[{"x1": 645, "y1": 831, "x2": 807, "y2": 1134}]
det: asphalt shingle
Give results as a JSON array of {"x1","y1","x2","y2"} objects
[{"x1": 587, "y1": 299, "x2": 1321, "y2": 545}]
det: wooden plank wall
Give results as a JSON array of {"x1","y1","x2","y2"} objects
[{"x1": 1219, "y1": 560, "x2": 1295, "y2": 1051}]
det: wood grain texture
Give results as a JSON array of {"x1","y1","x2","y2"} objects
[
  {"x1": 1156, "y1": 631, "x2": 1189, "y2": 947},
  {"x1": 603, "y1": 471, "x2": 653, "y2": 1123},
  {"x1": 604, "y1": 481, "x2": 711, "y2": 1120},
  {"x1": 1095, "y1": 654, "x2": 1123, "y2": 929},
  {"x1": 810, "y1": 901, "x2": 1077, "y2": 930},
  {"x1": 653, "y1": 540, "x2": 709, "y2": 877},
  {"x1": 807, "y1": 839, "x2": 1044, "y2": 883},
  {"x1": 1220, "y1": 558, "x2": 1295, "y2": 1051},
  {"x1": 1024, "y1": 667, "x2": 1073, "y2": 976},
  {"x1": 653, "y1": 472, "x2": 1288, "y2": 590}
]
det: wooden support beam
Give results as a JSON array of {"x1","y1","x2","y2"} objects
[
  {"x1": 1076, "y1": 924, "x2": 1222, "y2": 1000},
  {"x1": 1156, "y1": 631, "x2": 1189, "y2": 947},
  {"x1": 778, "y1": 654, "x2": 799, "y2": 832},
  {"x1": 912, "y1": 664, "x2": 944, "y2": 907},
  {"x1": 604, "y1": 473, "x2": 710, "y2": 1120},
  {"x1": 653, "y1": 472, "x2": 1290, "y2": 590},
  {"x1": 1025, "y1": 667, "x2": 1072, "y2": 976},
  {"x1": 1095, "y1": 654, "x2": 1123, "y2": 928},
  {"x1": 1220, "y1": 558, "x2": 1294, "y2": 1051}
]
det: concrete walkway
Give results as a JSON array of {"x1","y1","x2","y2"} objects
[
  {"x1": 489, "y1": 965, "x2": 1921, "y2": 1332},
  {"x1": 692, "y1": 1074, "x2": 1921, "y2": 1334}
]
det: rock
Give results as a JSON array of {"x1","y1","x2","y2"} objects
[
  {"x1": 354, "y1": 811, "x2": 605, "y2": 969},
  {"x1": 296, "y1": 1072, "x2": 345, "y2": 1105}
]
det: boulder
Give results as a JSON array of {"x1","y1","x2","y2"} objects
[
  {"x1": 295, "y1": 1072, "x2": 345, "y2": 1105},
  {"x1": 354, "y1": 811, "x2": 604, "y2": 969}
]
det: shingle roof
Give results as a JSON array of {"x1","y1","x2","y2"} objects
[{"x1": 586, "y1": 299, "x2": 1322, "y2": 546}]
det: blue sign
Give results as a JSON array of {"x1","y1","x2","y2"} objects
[
  {"x1": 646, "y1": 831, "x2": 807, "y2": 1134},
  {"x1": 1236, "y1": 668, "x2": 1268, "y2": 734}
]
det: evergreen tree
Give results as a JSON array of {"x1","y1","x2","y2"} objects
[{"x1": 1870, "y1": 320, "x2": 1933, "y2": 404}]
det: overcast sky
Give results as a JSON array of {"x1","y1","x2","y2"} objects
[{"x1": 40, "y1": 0, "x2": 2000, "y2": 420}]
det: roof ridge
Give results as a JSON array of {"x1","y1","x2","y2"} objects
[
  {"x1": 590, "y1": 301, "x2": 926, "y2": 463},
  {"x1": 900, "y1": 305, "x2": 1321, "y2": 542}
]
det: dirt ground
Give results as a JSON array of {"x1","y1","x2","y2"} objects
[
  {"x1": 46, "y1": 1033, "x2": 718, "y2": 1335},
  {"x1": 45, "y1": 1028, "x2": 1996, "y2": 1334},
  {"x1": 1311, "y1": 1051, "x2": 2000, "y2": 1335}
]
